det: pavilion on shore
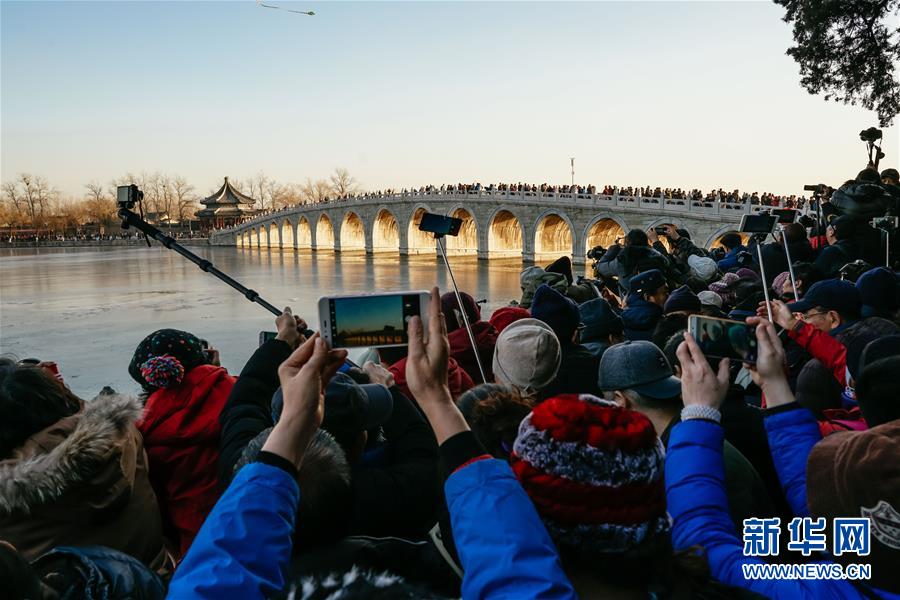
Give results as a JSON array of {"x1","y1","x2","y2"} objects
[{"x1": 196, "y1": 177, "x2": 258, "y2": 230}]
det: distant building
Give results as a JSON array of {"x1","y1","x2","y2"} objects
[{"x1": 196, "y1": 177, "x2": 258, "y2": 230}]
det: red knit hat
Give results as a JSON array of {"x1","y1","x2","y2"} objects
[
  {"x1": 489, "y1": 306, "x2": 531, "y2": 334},
  {"x1": 511, "y1": 394, "x2": 669, "y2": 553}
]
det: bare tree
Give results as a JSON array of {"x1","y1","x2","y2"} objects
[
  {"x1": 1, "y1": 180, "x2": 25, "y2": 225},
  {"x1": 84, "y1": 180, "x2": 117, "y2": 227},
  {"x1": 330, "y1": 167, "x2": 361, "y2": 198},
  {"x1": 300, "y1": 177, "x2": 333, "y2": 204},
  {"x1": 171, "y1": 175, "x2": 197, "y2": 223},
  {"x1": 8, "y1": 174, "x2": 57, "y2": 228}
]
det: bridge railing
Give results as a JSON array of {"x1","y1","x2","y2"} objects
[{"x1": 226, "y1": 190, "x2": 787, "y2": 232}]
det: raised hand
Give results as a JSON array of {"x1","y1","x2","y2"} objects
[
  {"x1": 756, "y1": 299, "x2": 797, "y2": 330},
  {"x1": 362, "y1": 360, "x2": 395, "y2": 388},
  {"x1": 405, "y1": 287, "x2": 469, "y2": 444},
  {"x1": 263, "y1": 334, "x2": 347, "y2": 467},
  {"x1": 745, "y1": 317, "x2": 793, "y2": 406},
  {"x1": 275, "y1": 307, "x2": 308, "y2": 349},
  {"x1": 676, "y1": 332, "x2": 730, "y2": 410}
]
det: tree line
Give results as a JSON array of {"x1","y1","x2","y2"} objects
[{"x1": 0, "y1": 168, "x2": 362, "y2": 233}]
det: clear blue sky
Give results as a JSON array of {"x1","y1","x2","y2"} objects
[
  {"x1": 333, "y1": 294, "x2": 404, "y2": 332},
  {"x1": 2, "y1": 1, "x2": 897, "y2": 198}
]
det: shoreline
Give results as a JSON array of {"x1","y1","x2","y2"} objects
[{"x1": 0, "y1": 238, "x2": 211, "y2": 249}]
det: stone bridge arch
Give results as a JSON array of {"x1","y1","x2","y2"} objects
[
  {"x1": 405, "y1": 205, "x2": 436, "y2": 255},
  {"x1": 534, "y1": 210, "x2": 575, "y2": 261},
  {"x1": 583, "y1": 214, "x2": 627, "y2": 254},
  {"x1": 316, "y1": 213, "x2": 335, "y2": 251},
  {"x1": 372, "y1": 207, "x2": 400, "y2": 253},
  {"x1": 296, "y1": 216, "x2": 312, "y2": 249},
  {"x1": 268, "y1": 221, "x2": 280, "y2": 249},
  {"x1": 280, "y1": 218, "x2": 294, "y2": 249},
  {"x1": 445, "y1": 206, "x2": 478, "y2": 256},
  {"x1": 339, "y1": 210, "x2": 366, "y2": 252},
  {"x1": 487, "y1": 207, "x2": 524, "y2": 259},
  {"x1": 706, "y1": 224, "x2": 745, "y2": 249}
]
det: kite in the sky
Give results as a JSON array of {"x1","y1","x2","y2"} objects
[{"x1": 256, "y1": 0, "x2": 314, "y2": 16}]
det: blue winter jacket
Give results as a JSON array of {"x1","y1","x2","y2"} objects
[
  {"x1": 762, "y1": 405, "x2": 821, "y2": 517},
  {"x1": 717, "y1": 245, "x2": 748, "y2": 271},
  {"x1": 621, "y1": 295, "x2": 663, "y2": 342},
  {"x1": 666, "y1": 419, "x2": 897, "y2": 599},
  {"x1": 168, "y1": 457, "x2": 575, "y2": 599},
  {"x1": 32, "y1": 545, "x2": 165, "y2": 600}
]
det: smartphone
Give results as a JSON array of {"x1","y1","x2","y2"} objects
[
  {"x1": 771, "y1": 209, "x2": 797, "y2": 224},
  {"x1": 318, "y1": 291, "x2": 431, "y2": 348},
  {"x1": 687, "y1": 315, "x2": 758, "y2": 364},
  {"x1": 739, "y1": 214, "x2": 779, "y2": 235},
  {"x1": 419, "y1": 212, "x2": 463, "y2": 237},
  {"x1": 259, "y1": 331, "x2": 278, "y2": 346},
  {"x1": 654, "y1": 226, "x2": 668, "y2": 235}
]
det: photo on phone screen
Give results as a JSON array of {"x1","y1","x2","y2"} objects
[
  {"x1": 688, "y1": 315, "x2": 757, "y2": 364},
  {"x1": 739, "y1": 214, "x2": 779, "y2": 234},
  {"x1": 319, "y1": 292, "x2": 429, "y2": 348}
]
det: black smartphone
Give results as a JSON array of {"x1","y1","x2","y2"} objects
[
  {"x1": 259, "y1": 331, "x2": 277, "y2": 346},
  {"x1": 739, "y1": 214, "x2": 779, "y2": 235},
  {"x1": 687, "y1": 315, "x2": 757, "y2": 364},
  {"x1": 654, "y1": 226, "x2": 668, "y2": 235},
  {"x1": 419, "y1": 212, "x2": 463, "y2": 237},
  {"x1": 771, "y1": 209, "x2": 797, "y2": 224}
]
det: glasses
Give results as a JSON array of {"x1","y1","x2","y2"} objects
[{"x1": 800, "y1": 311, "x2": 829, "y2": 321}]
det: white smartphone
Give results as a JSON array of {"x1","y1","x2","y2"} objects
[{"x1": 318, "y1": 291, "x2": 431, "y2": 348}]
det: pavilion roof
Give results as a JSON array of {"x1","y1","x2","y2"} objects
[{"x1": 200, "y1": 177, "x2": 257, "y2": 209}]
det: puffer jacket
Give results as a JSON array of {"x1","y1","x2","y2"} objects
[
  {"x1": 0, "y1": 393, "x2": 168, "y2": 573},
  {"x1": 595, "y1": 244, "x2": 671, "y2": 293},
  {"x1": 31, "y1": 545, "x2": 165, "y2": 600},
  {"x1": 621, "y1": 295, "x2": 663, "y2": 341},
  {"x1": 138, "y1": 364, "x2": 237, "y2": 558},
  {"x1": 830, "y1": 182, "x2": 893, "y2": 219},
  {"x1": 519, "y1": 267, "x2": 569, "y2": 308}
]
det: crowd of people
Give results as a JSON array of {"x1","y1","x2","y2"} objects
[{"x1": 2, "y1": 166, "x2": 900, "y2": 599}]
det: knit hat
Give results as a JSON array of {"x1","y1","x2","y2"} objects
[
  {"x1": 856, "y1": 267, "x2": 899, "y2": 318},
  {"x1": 772, "y1": 271, "x2": 791, "y2": 297},
  {"x1": 697, "y1": 290, "x2": 723, "y2": 309},
  {"x1": 806, "y1": 420, "x2": 900, "y2": 592},
  {"x1": 882, "y1": 168, "x2": 900, "y2": 182},
  {"x1": 492, "y1": 318, "x2": 561, "y2": 393},
  {"x1": 708, "y1": 272, "x2": 741, "y2": 306},
  {"x1": 129, "y1": 329, "x2": 208, "y2": 389},
  {"x1": 546, "y1": 255, "x2": 574, "y2": 285},
  {"x1": 686, "y1": 254, "x2": 718, "y2": 282},
  {"x1": 579, "y1": 298, "x2": 623, "y2": 342},
  {"x1": 735, "y1": 267, "x2": 760, "y2": 281},
  {"x1": 530, "y1": 284, "x2": 581, "y2": 343},
  {"x1": 511, "y1": 394, "x2": 669, "y2": 553},
  {"x1": 441, "y1": 292, "x2": 481, "y2": 333},
  {"x1": 663, "y1": 285, "x2": 701, "y2": 315},
  {"x1": 489, "y1": 306, "x2": 531, "y2": 333}
]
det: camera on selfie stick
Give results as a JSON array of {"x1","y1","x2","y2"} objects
[
  {"x1": 418, "y1": 212, "x2": 488, "y2": 384},
  {"x1": 117, "y1": 184, "x2": 293, "y2": 321}
]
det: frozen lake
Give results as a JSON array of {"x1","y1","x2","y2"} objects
[{"x1": 1, "y1": 246, "x2": 529, "y2": 398}]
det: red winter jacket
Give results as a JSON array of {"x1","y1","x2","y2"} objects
[
  {"x1": 389, "y1": 356, "x2": 474, "y2": 403},
  {"x1": 137, "y1": 364, "x2": 236, "y2": 559},
  {"x1": 787, "y1": 321, "x2": 847, "y2": 386},
  {"x1": 447, "y1": 321, "x2": 498, "y2": 385}
]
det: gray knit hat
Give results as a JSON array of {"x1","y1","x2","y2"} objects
[{"x1": 492, "y1": 318, "x2": 561, "y2": 393}]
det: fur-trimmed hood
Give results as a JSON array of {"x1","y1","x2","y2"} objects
[{"x1": 0, "y1": 392, "x2": 142, "y2": 516}]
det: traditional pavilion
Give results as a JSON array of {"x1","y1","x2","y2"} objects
[{"x1": 196, "y1": 177, "x2": 258, "y2": 230}]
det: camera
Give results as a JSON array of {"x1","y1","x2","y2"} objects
[
  {"x1": 839, "y1": 260, "x2": 873, "y2": 283},
  {"x1": 803, "y1": 183, "x2": 828, "y2": 194},
  {"x1": 871, "y1": 216, "x2": 899, "y2": 232},
  {"x1": 586, "y1": 245, "x2": 607, "y2": 261},
  {"x1": 117, "y1": 184, "x2": 143, "y2": 210},
  {"x1": 860, "y1": 127, "x2": 883, "y2": 143}
]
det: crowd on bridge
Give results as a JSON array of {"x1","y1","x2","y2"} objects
[
  {"x1": 3, "y1": 166, "x2": 900, "y2": 599},
  {"x1": 234, "y1": 180, "x2": 810, "y2": 230}
]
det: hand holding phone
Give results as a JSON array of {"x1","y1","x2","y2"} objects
[{"x1": 687, "y1": 315, "x2": 758, "y2": 364}]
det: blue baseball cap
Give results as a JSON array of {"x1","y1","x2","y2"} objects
[
  {"x1": 598, "y1": 340, "x2": 681, "y2": 400},
  {"x1": 787, "y1": 279, "x2": 862, "y2": 318},
  {"x1": 855, "y1": 267, "x2": 899, "y2": 318},
  {"x1": 630, "y1": 269, "x2": 667, "y2": 296}
]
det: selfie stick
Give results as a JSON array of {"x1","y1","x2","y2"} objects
[
  {"x1": 780, "y1": 226, "x2": 800, "y2": 302},
  {"x1": 435, "y1": 236, "x2": 488, "y2": 384},
  {"x1": 755, "y1": 240, "x2": 774, "y2": 322},
  {"x1": 119, "y1": 208, "x2": 282, "y2": 317}
]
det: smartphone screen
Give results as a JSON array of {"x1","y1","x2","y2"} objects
[
  {"x1": 321, "y1": 292, "x2": 428, "y2": 348},
  {"x1": 740, "y1": 214, "x2": 779, "y2": 234},
  {"x1": 419, "y1": 213, "x2": 462, "y2": 236},
  {"x1": 688, "y1": 315, "x2": 757, "y2": 364}
]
